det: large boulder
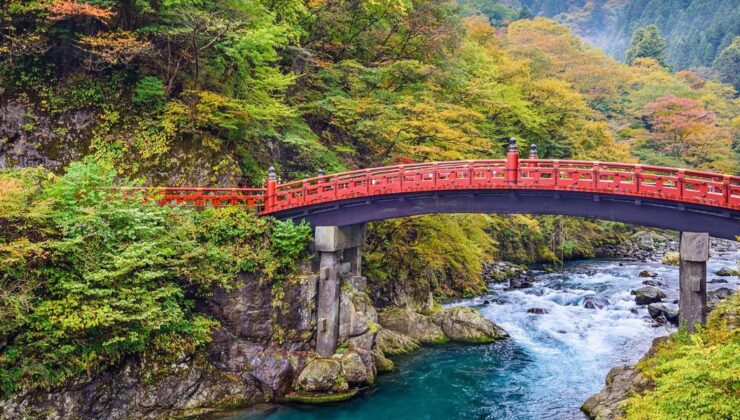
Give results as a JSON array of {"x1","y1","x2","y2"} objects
[
  {"x1": 631, "y1": 286, "x2": 666, "y2": 305},
  {"x1": 296, "y1": 359, "x2": 348, "y2": 393},
  {"x1": 433, "y1": 306, "x2": 508, "y2": 343},
  {"x1": 647, "y1": 303, "x2": 679, "y2": 325},
  {"x1": 581, "y1": 365, "x2": 651, "y2": 419},
  {"x1": 378, "y1": 307, "x2": 447, "y2": 344},
  {"x1": 374, "y1": 328, "x2": 420, "y2": 356},
  {"x1": 337, "y1": 351, "x2": 370, "y2": 385},
  {"x1": 639, "y1": 270, "x2": 658, "y2": 278}
]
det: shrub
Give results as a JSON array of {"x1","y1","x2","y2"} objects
[{"x1": 133, "y1": 76, "x2": 167, "y2": 110}]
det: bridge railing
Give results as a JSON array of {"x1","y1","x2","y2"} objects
[
  {"x1": 123, "y1": 187, "x2": 266, "y2": 209},
  {"x1": 266, "y1": 160, "x2": 740, "y2": 213}
]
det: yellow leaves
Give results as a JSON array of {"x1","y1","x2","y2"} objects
[{"x1": 78, "y1": 31, "x2": 153, "y2": 69}]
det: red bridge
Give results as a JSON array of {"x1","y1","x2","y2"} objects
[{"x1": 146, "y1": 141, "x2": 740, "y2": 240}]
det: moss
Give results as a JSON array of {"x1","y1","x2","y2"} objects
[{"x1": 282, "y1": 389, "x2": 360, "y2": 404}]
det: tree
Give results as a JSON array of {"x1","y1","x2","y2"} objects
[
  {"x1": 713, "y1": 36, "x2": 740, "y2": 92},
  {"x1": 626, "y1": 24, "x2": 668, "y2": 67},
  {"x1": 644, "y1": 96, "x2": 717, "y2": 159}
]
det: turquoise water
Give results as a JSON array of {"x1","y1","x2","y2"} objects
[{"x1": 226, "y1": 250, "x2": 739, "y2": 420}]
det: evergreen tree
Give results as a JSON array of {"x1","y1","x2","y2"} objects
[
  {"x1": 713, "y1": 37, "x2": 740, "y2": 91},
  {"x1": 626, "y1": 24, "x2": 668, "y2": 67}
]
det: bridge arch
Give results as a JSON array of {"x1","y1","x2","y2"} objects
[{"x1": 270, "y1": 189, "x2": 740, "y2": 240}]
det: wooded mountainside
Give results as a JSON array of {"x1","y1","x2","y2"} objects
[{"x1": 499, "y1": 0, "x2": 739, "y2": 80}]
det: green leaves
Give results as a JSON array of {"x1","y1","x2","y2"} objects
[{"x1": 0, "y1": 161, "x2": 312, "y2": 396}]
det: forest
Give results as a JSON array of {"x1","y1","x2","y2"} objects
[
  {"x1": 0, "y1": 0, "x2": 738, "y2": 418},
  {"x1": 499, "y1": 0, "x2": 739, "y2": 88}
]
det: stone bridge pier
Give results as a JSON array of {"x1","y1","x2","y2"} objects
[
  {"x1": 313, "y1": 224, "x2": 367, "y2": 356},
  {"x1": 678, "y1": 232, "x2": 709, "y2": 332}
]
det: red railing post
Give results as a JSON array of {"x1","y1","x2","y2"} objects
[
  {"x1": 723, "y1": 175, "x2": 731, "y2": 206},
  {"x1": 265, "y1": 166, "x2": 277, "y2": 212},
  {"x1": 635, "y1": 165, "x2": 642, "y2": 193},
  {"x1": 506, "y1": 138, "x2": 519, "y2": 185},
  {"x1": 593, "y1": 162, "x2": 600, "y2": 189},
  {"x1": 677, "y1": 169, "x2": 685, "y2": 199}
]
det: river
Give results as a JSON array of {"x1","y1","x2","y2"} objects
[{"x1": 226, "y1": 248, "x2": 739, "y2": 420}]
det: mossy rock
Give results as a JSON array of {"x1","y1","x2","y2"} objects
[
  {"x1": 374, "y1": 328, "x2": 420, "y2": 356},
  {"x1": 661, "y1": 251, "x2": 679, "y2": 266},
  {"x1": 373, "y1": 350, "x2": 394, "y2": 373},
  {"x1": 282, "y1": 389, "x2": 360, "y2": 404},
  {"x1": 433, "y1": 306, "x2": 508, "y2": 343},
  {"x1": 378, "y1": 307, "x2": 447, "y2": 344}
]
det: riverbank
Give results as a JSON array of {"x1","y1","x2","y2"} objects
[{"x1": 222, "y1": 240, "x2": 738, "y2": 419}]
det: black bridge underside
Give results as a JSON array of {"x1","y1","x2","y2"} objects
[{"x1": 271, "y1": 189, "x2": 740, "y2": 240}]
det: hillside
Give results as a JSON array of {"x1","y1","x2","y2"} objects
[{"x1": 500, "y1": 0, "x2": 740, "y2": 75}]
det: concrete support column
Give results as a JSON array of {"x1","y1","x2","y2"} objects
[
  {"x1": 317, "y1": 251, "x2": 340, "y2": 356},
  {"x1": 679, "y1": 232, "x2": 709, "y2": 332},
  {"x1": 313, "y1": 224, "x2": 367, "y2": 356}
]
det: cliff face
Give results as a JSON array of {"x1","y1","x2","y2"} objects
[{"x1": 0, "y1": 266, "x2": 384, "y2": 419}]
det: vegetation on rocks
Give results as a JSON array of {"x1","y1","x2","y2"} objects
[
  {"x1": 623, "y1": 293, "x2": 740, "y2": 419},
  {"x1": 0, "y1": 160, "x2": 312, "y2": 397}
]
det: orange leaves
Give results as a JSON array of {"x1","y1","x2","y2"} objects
[
  {"x1": 78, "y1": 31, "x2": 152, "y2": 69},
  {"x1": 47, "y1": 0, "x2": 114, "y2": 22}
]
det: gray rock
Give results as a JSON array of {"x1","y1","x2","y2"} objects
[
  {"x1": 715, "y1": 267, "x2": 739, "y2": 277},
  {"x1": 708, "y1": 287, "x2": 734, "y2": 302},
  {"x1": 433, "y1": 306, "x2": 508, "y2": 343},
  {"x1": 647, "y1": 303, "x2": 679, "y2": 325},
  {"x1": 709, "y1": 278, "x2": 728, "y2": 284},
  {"x1": 337, "y1": 351, "x2": 369, "y2": 385},
  {"x1": 631, "y1": 286, "x2": 666, "y2": 305},
  {"x1": 372, "y1": 350, "x2": 394, "y2": 373},
  {"x1": 527, "y1": 308, "x2": 549, "y2": 314},
  {"x1": 641, "y1": 279, "x2": 663, "y2": 287},
  {"x1": 373, "y1": 328, "x2": 420, "y2": 356},
  {"x1": 581, "y1": 365, "x2": 651, "y2": 419},
  {"x1": 297, "y1": 359, "x2": 347, "y2": 393},
  {"x1": 378, "y1": 307, "x2": 447, "y2": 344},
  {"x1": 639, "y1": 270, "x2": 658, "y2": 278},
  {"x1": 582, "y1": 295, "x2": 609, "y2": 309}
]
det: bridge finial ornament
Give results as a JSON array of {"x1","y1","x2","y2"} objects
[
  {"x1": 318, "y1": 168, "x2": 324, "y2": 177},
  {"x1": 529, "y1": 143, "x2": 538, "y2": 159},
  {"x1": 268, "y1": 166, "x2": 276, "y2": 181},
  {"x1": 508, "y1": 137, "x2": 518, "y2": 153}
]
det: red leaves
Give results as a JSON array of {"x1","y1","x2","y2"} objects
[{"x1": 47, "y1": 0, "x2": 114, "y2": 22}]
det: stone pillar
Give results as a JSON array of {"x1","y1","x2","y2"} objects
[
  {"x1": 313, "y1": 224, "x2": 367, "y2": 356},
  {"x1": 317, "y1": 251, "x2": 340, "y2": 356},
  {"x1": 679, "y1": 232, "x2": 709, "y2": 332}
]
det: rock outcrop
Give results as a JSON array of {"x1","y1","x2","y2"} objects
[
  {"x1": 631, "y1": 286, "x2": 666, "y2": 305},
  {"x1": 581, "y1": 365, "x2": 651, "y2": 419},
  {"x1": 433, "y1": 306, "x2": 508, "y2": 343},
  {"x1": 581, "y1": 336, "x2": 667, "y2": 419},
  {"x1": 378, "y1": 307, "x2": 448, "y2": 344},
  {"x1": 374, "y1": 327, "x2": 421, "y2": 356}
]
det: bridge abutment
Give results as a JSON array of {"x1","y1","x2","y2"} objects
[
  {"x1": 678, "y1": 232, "x2": 709, "y2": 332},
  {"x1": 314, "y1": 224, "x2": 367, "y2": 356}
]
